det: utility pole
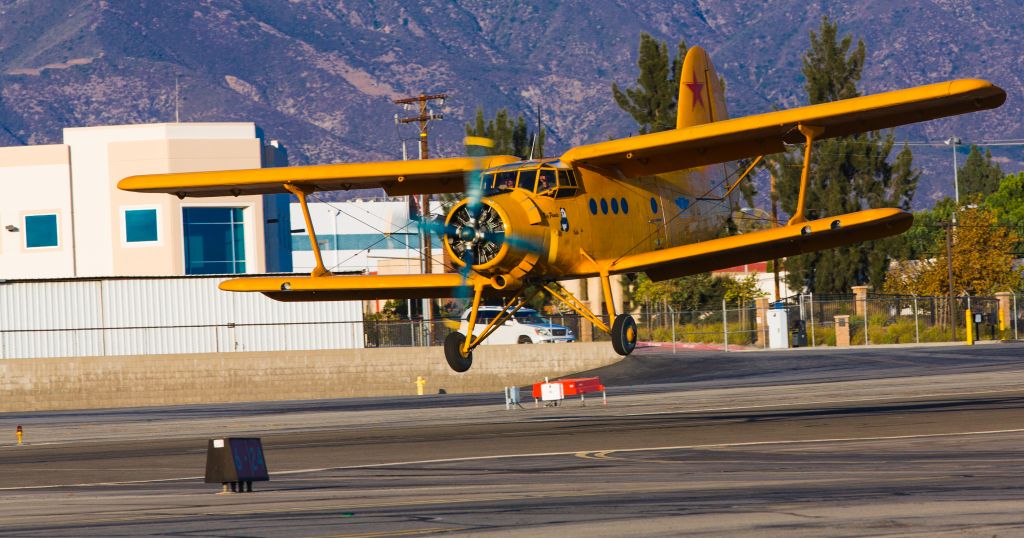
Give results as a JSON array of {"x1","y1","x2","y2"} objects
[
  {"x1": 945, "y1": 221, "x2": 957, "y2": 341},
  {"x1": 393, "y1": 93, "x2": 446, "y2": 327},
  {"x1": 174, "y1": 74, "x2": 182, "y2": 123},
  {"x1": 770, "y1": 170, "x2": 781, "y2": 302}
]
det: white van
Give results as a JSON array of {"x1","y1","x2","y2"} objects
[{"x1": 459, "y1": 306, "x2": 575, "y2": 344}]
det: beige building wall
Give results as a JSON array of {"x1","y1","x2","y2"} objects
[
  {"x1": 107, "y1": 137, "x2": 266, "y2": 275},
  {"x1": 0, "y1": 145, "x2": 75, "y2": 278},
  {"x1": 0, "y1": 122, "x2": 269, "y2": 279}
]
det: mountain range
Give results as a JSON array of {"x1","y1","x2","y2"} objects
[{"x1": 0, "y1": 0, "x2": 1020, "y2": 208}]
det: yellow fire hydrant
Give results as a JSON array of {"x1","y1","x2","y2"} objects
[
  {"x1": 415, "y1": 376, "x2": 426, "y2": 396},
  {"x1": 16, "y1": 425, "x2": 23, "y2": 446}
]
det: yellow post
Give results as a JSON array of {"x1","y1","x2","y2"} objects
[
  {"x1": 415, "y1": 376, "x2": 426, "y2": 396},
  {"x1": 965, "y1": 309, "x2": 974, "y2": 345},
  {"x1": 16, "y1": 425, "x2": 23, "y2": 446}
]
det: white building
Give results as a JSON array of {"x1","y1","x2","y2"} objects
[
  {"x1": 0, "y1": 122, "x2": 291, "y2": 279},
  {"x1": 291, "y1": 199, "x2": 443, "y2": 275}
]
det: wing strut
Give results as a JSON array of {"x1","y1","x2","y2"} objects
[
  {"x1": 284, "y1": 183, "x2": 331, "y2": 277},
  {"x1": 789, "y1": 124, "x2": 824, "y2": 225}
]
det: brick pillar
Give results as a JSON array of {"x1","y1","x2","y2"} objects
[
  {"x1": 852, "y1": 285, "x2": 871, "y2": 317},
  {"x1": 835, "y1": 315, "x2": 851, "y2": 346},
  {"x1": 754, "y1": 297, "x2": 770, "y2": 348}
]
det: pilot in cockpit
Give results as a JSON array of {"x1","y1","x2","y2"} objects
[{"x1": 536, "y1": 169, "x2": 556, "y2": 194}]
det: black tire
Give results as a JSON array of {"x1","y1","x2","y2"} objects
[
  {"x1": 517, "y1": 335, "x2": 533, "y2": 344},
  {"x1": 444, "y1": 332, "x2": 473, "y2": 372},
  {"x1": 611, "y1": 314, "x2": 638, "y2": 356}
]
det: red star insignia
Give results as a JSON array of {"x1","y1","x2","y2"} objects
[{"x1": 685, "y1": 69, "x2": 705, "y2": 110}]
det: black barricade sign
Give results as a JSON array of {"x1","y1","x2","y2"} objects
[{"x1": 205, "y1": 438, "x2": 269, "y2": 484}]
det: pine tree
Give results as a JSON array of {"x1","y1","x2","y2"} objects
[
  {"x1": 958, "y1": 145, "x2": 1003, "y2": 198},
  {"x1": 776, "y1": 16, "x2": 919, "y2": 295},
  {"x1": 465, "y1": 106, "x2": 544, "y2": 159},
  {"x1": 612, "y1": 33, "x2": 686, "y2": 134}
]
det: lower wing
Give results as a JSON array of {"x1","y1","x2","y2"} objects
[
  {"x1": 606, "y1": 208, "x2": 912, "y2": 281},
  {"x1": 219, "y1": 272, "x2": 499, "y2": 302}
]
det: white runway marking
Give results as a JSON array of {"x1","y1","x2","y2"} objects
[{"x1": 3, "y1": 427, "x2": 1023, "y2": 492}]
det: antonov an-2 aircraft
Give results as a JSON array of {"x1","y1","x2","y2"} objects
[{"x1": 119, "y1": 46, "x2": 1005, "y2": 372}]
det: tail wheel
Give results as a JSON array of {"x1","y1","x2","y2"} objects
[
  {"x1": 444, "y1": 332, "x2": 473, "y2": 372},
  {"x1": 611, "y1": 314, "x2": 638, "y2": 356}
]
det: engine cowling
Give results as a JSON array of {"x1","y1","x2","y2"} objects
[{"x1": 442, "y1": 195, "x2": 547, "y2": 279}]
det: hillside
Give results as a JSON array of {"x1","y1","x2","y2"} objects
[{"x1": 0, "y1": 0, "x2": 1020, "y2": 207}]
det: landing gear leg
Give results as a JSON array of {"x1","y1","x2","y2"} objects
[
  {"x1": 443, "y1": 282, "x2": 540, "y2": 373},
  {"x1": 545, "y1": 272, "x2": 636, "y2": 357}
]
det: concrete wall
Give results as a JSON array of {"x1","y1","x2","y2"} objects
[{"x1": 0, "y1": 342, "x2": 621, "y2": 412}]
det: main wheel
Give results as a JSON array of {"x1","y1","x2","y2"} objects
[
  {"x1": 611, "y1": 314, "x2": 638, "y2": 356},
  {"x1": 517, "y1": 335, "x2": 533, "y2": 344},
  {"x1": 444, "y1": 332, "x2": 473, "y2": 372}
]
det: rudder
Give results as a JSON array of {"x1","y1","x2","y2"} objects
[{"x1": 676, "y1": 45, "x2": 728, "y2": 129}]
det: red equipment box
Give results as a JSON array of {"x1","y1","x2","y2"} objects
[{"x1": 532, "y1": 377, "x2": 605, "y2": 399}]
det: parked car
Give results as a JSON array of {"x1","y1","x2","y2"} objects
[{"x1": 458, "y1": 306, "x2": 575, "y2": 344}]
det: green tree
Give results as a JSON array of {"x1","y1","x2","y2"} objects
[
  {"x1": 884, "y1": 204, "x2": 1022, "y2": 295},
  {"x1": 984, "y1": 171, "x2": 1024, "y2": 255},
  {"x1": 465, "y1": 106, "x2": 545, "y2": 159},
  {"x1": 634, "y1": 273, "x2": 731, "y2": 310},
  {"x1": 775, "y1": 16, "x2": 919, "y2": 294},
  {"x1": 958, "y1": 145, "x2": 1003, "y2": 198},
  {"x1": 612, "y1": 33, "x2": 687, "y2": 134}
]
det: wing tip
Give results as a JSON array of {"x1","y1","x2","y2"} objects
[{"x1": 947, "y1": 78, "x2": 1007, "y2": 108}]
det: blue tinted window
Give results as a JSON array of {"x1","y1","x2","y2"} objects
[
  {"x1": 25, "y1": 214, "x2": 58, "y2": 248},
  {"x1": 611, "y1": 198, "x2": 619, "y2": 214},
  {"x1": 650, "y1": 197, "x2": 659, "y2": 214},
  {"x1": 589, "y1": 198, "x2": 598, "y2": 215},
  {"x1": 183, "y1": 207, "x2": 246, "y2": 274},
  {"x1": 621, "y1": 198, "x2": 629, "y2": 214},
  {"x1": 600, "y1": 198, "x2": 608, "y2": 215},
  {"x1": 125, "y1": 209, "x2": 158, "y2": 243}
]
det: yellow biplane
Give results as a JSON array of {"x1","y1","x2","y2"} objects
[{"x1": 119, "y1": 46, "x2": 1005, "y2": 371}]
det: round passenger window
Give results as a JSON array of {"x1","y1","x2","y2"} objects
[
  {"x1": 621, "y1": 198, "x2": 629, "y2": 214},
  {"x1": 650, "y1": 197, "x2": 659, "y2": 214},
  {"x1": 600, "y1": 198, "x2": 609, "y2": 215},
  {"x1": 589, "y1": 198, "x2": 598, "y2": 215},
  {"x1": 611, "y1": 198, "x2": 619, "y2": 214}
]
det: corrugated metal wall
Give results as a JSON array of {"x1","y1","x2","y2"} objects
[{"x1": 0, "y1": 276, "x2": 363, "y2": 358}]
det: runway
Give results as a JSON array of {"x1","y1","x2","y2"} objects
[{"x1": 2, "y1": 343, "x2": 1024, "y2": 536}]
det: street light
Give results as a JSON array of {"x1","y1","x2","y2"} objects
[{"x1": 944, "y1": 136, "x2": 962, "y2": 205}]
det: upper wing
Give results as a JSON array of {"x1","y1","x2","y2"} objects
[
  {"x1": 561, "y1": 79, "x2": 1005, "y2": 177},
  {"x1": 604, "y1": 208, "x2": 912, "y2": 281},
  {"x1": 117, "y1": 155, "x2": 520, "y2": 198},
  {"x1": 219, "y1": 272, "x2": 500, "y2": 302}
]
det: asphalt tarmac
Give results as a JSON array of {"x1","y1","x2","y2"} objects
[{"x1": 1, "y1": 343, "x2": 1023, "y2": 537}]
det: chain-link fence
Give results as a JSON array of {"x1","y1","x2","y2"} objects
[{"x1": 628, "y1": 292, "x2": 1022, "y2": 350}]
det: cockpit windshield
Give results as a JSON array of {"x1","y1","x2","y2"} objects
[{"x1": 480, "y1": 162, "x2": 580, "y2": 198}]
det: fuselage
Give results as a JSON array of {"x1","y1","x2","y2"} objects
[{"x1": 442, "y1": 158, "x2": 738, "y2": 281}]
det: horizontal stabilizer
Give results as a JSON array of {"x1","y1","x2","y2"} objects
[{"x1": 607, "y1": 208, "x2": 913, "y2": 281}]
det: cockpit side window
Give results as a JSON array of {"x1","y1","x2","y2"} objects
[
  {"x1": 554, "y1": 169, "x2": 580, "y2": 198},
  {"x1": 517, "y1": 169, "x2": 537, "y2": 192},
  {"x1": 494, "y1": 171, "x2": 517, "y2": 191},
  {"x1": 536, "y1": 168, "x2": 557, "y2": 195},
  {"x1": 480, "y1": 172, "x2": 496, "y2": 190}
]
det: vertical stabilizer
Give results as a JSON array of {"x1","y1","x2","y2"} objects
[{"x1": 676, "y1": 45, "x2": 728, "y2": 129}]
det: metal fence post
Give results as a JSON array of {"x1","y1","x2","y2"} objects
[
  {"x1": 668, "y1": 305, "x2": 676, "y2": 353},
  {"x1": 722, "y1": 299, "x2": 728, "y2": 352},
  {"x1": 1014, "y1": 293, "x2": 1019, "y2": 341},
  {"x1": 864, "y1": 299, "x2": 870, "y2": 346},
  {"x1": 809, "y1": 292, "x2": 816, "y2": 348},
  {"x1": 913, "y1": 295, "x2": 920, "y2": 344}
]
